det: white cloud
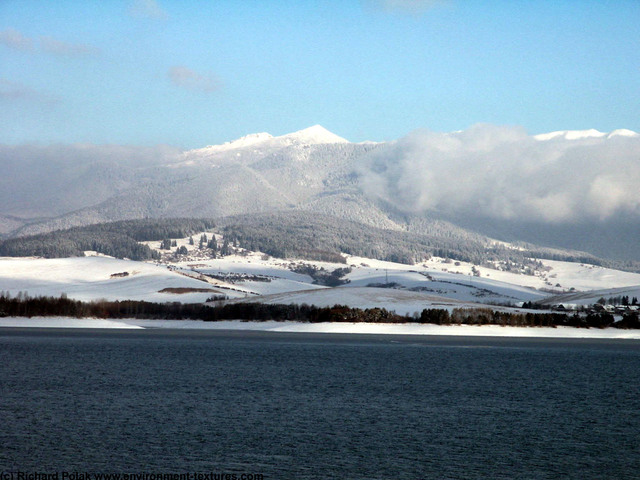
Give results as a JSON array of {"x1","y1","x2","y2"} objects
[
  {"x1": 0, "y1": 28, "x2": 34, "y2": 52},
  {"x1": 0, "y1": 79, "x2": 58, "y2": 104},
  {"x1": 0, "y1": 29, "x2": 99, "y2": 58},
  {"x1": 168, "y1": 66, "x2": 221, "y2": 93},
  {"x1": 40, "y1": 36, "x2": 100, "y2": 57},
  {"x1": 356, "y1": 124, "x2": 640, "y2": 224},
  {"x1": 129, "y1": 0, "x2": 168, "y2": 20}
]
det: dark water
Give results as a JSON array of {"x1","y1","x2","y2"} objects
[{"x1": 1, "y1": 328, "x2": 639, "y2": 479}]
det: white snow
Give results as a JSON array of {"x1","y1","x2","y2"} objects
[
  {"x1": 2, "y1": 247, "x2": 640, "y2": 338},
  {"x1": 0, "y1": 317, "x2": 143, "y2": 329},
  {"x1": 223, "y1": 286, "x2": 481, "y2": 316},
  {"x1": 276, "y1": 125, "x2": 349, "y2": 145},
  {"x1": 607, "y1": 129, "x2": 639, "y2": 138},
  {"x1": 0, "y1": 256, "x2": 225, "y2": 303},
  {"x1": 534, "y1": 129, "x2": 607, "y2": 141},
  {"x1": 182, "y1": 125, "x2": 348, "y2": 160},
  {"x1": 4, "y1": 251, "x2": 640, "y2": 309},
  {"x1": 196, "y1": 132, "x2": 274, "y2": 153},
  {"x1": 1, "y1": 317, "x2": 638, "y2": 339},
  {"x1": 533, "y1": 128, "x2": 638, "y2": 141}
]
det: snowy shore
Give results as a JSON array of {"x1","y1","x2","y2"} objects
[{"x1": 1, "y1": 317, "x2": 639, "y2": 339}]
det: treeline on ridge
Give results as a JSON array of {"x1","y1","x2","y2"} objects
[
  {"x1": 0, "y1": 218, "x2": 216, "y2": 260},
  {"x1": 219, "y1": 212, "x2": 491, "y2": 265},
  {"x1": 218, "y1": 211, "x2": 606, "y2": 268},
  {"x1": 2, "y1": 293, "x2": 638, "y2": 329}
]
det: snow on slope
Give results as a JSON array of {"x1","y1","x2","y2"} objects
[
  {"x1": 607, "y1": 129, "x2": 639, "y2": 138},
  {"x1": 184, "y1": 125, "x2": 348, "y2": 158},
  {"x1": 539, "y1": 285, "x2": 640, "y2": 307},
  {"x1": 346, "y1": 256, "x2": 546, "y2": 304},
  {"x1": 179, "y1": 253, "x2": 547, "y2": 306},
  {"x1": 537, "y1": 260, "x2": 640, "y2": 291},
  {"x1": 534, "y1": 128, "x2": 639, "y2": 141},
  {"x1": 170, "y1": 253, "x2": 329, "y2": 297},
  {"x1": 3, "y1": 247, "x2": 640, "y2": 313},
  {"x1": 277, "y1": 125, "x2": 348, "y2": 145},
  {"x1": 222, "y1": 286, "x2": 495, "y2": 316},
  {"x1": 198, "y1": 132, "x2": 274, "y2": 153},
  {"x1": 0, "y1": 256, "x2": 226, "y2": 303},
  {"x1": 534, "y1": 129, "x2": 606, "y2": 141},
  {"x1": 417, "y1": 256, "x2": 640, "y2": 292}
]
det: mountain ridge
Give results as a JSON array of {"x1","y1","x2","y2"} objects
[{"x1": 1, "y1": 124, "x2": 639, "y2": 265}]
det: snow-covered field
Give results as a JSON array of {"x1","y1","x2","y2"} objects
[
  {"x1": 0, "y1": 256, "x2": 225, "y2": 303},
  {"x1": 1, "y1": 317, "x2": 638, "y2": 339},
  {"x1": 2, "y1": 245, "x2": 640, "y2": 329},
  {"x1": 223, "y1": 286, "x2": 503, "y2": 316}
]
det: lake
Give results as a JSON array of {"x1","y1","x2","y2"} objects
[{"x1": 1, "y1": 328, "x2": 639, "y2": 479}]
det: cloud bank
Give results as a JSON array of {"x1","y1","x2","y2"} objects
[{"x1": 356, "y1": 124, "x2": 640, "y2": 224}]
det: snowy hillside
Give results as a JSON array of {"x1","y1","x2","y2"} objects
[
  {"x1": 3, "y1": 232, "x2": 640, "y2": 317},
  {"x1": 0, "y1": 256, "x2": 227, "y2": 304}
]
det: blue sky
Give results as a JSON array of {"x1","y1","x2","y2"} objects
[{"x1": 1, "y1": 0, "x2": 639, "y2": 148}]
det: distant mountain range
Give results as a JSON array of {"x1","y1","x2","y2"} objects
[{"x1": 1, "y1": 124, "x2": 639, "y2": 265}]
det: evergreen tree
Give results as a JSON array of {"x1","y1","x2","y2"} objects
[{"x1": 221, "y1": 238, "x2": 231, "y2": 256}]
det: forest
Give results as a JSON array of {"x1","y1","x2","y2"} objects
[{"x1": 0, "y1": 218, "x2": 216, "y2": 260}]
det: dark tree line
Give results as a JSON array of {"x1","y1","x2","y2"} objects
[{"x1": 1, "y1": 293, "x2": 638, "y2": 329}]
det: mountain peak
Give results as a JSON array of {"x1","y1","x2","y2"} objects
[
  {"x1": 195, "y1": 132, "x2": 274, "y2": 154},
  {"x1": 534, "y1": 129, "x2": 606, "y2": 141},
  {"x1": 534, "y1": 128, "x2": 639, "y2": 141},
  {"x1": 608, "y1": 129, "x2": 639, "y2": 139},
  {"x1": 278, "y1": 125, "x2": 349, "y2": 145}
]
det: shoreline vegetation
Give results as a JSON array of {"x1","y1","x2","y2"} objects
[{"x1": 1, "y1": 293, "x2": 639, "y2": 330}]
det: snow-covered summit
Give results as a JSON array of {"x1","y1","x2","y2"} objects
[
  {"x1": 534, "y1": 128, "x2": 638, "y2": 141},
  {"x1": 278, "y1": 125, "x2": 349, "y2": 145},
  {"x1": 607, "y1": 129, "x2": 639, "y2": 139},
  {"x1": 195, "y1": 132, "x2": 274, "y2": 154},
  {"x1": 188, "y1": 125, "x2": 348, "y2": 157},
  {"x1": 534, "y1": 129, "x2": 606, "y2": 141}
]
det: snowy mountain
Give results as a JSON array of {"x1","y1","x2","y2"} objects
[
  {"x1": 1, "y1": 124, "x2": 640, "y2": 265},
  {"x1": 534, "y1": 128, "x2": 639, "y2": 141},
  {"x1": 183, "y1": 125, "x2": 348, "y2": 159}
]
